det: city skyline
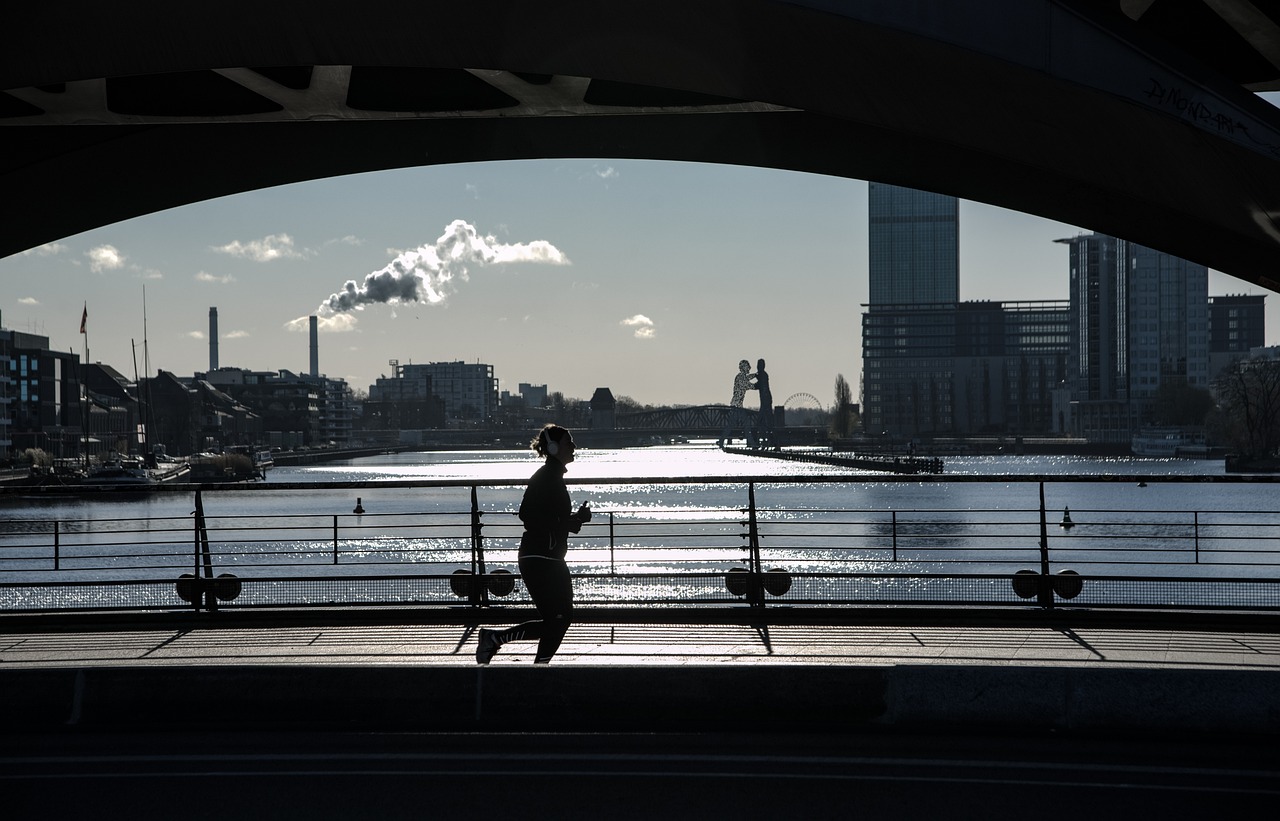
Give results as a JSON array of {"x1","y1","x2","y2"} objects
[{"x1": 1, "y1": 150, "x2": 1275, "y2": 411}]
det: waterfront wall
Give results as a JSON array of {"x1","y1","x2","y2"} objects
[{"x1": 6, "y1": 663, "x2": 1279, "y2": 737}]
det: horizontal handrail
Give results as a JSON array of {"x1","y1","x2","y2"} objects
[{"x1": 2, "y1": 474, "x2": 1279, "y2": 614}]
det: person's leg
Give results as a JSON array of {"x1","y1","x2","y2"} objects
[
  {"x1": 478, "y1": 556, "x2": 573, "y2": 662},
  {"x1": 526, "y1": 557, "x2": 573, "y2": 663}
]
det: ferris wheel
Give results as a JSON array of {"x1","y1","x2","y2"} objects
[{"x1": 783, "y1": 392, "x2": 824, "y2": 412}]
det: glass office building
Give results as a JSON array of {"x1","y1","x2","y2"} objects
[
  {"x1": 862, "y1": 184, "x2": 1071, "y2": 438},
  {"x1": 863, "y1": 184, "x2": 960, "y2": 435},
  {"x1": 867, "y1": 183, "x2": 959, "y2": 306},
  {"x1": 1056, "y1": 232, "x2": 1209, "y2": 440}
]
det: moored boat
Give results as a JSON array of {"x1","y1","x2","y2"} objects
[
  {"x1": 1130, "y1": 427, "x2": 1205, "y2": 458},
  {"x1": 82, "y1": 456, "x2": 190, "y2": 488}
]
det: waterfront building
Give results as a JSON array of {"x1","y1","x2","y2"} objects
[
  {"x1": 198, "y1": 367, "x2": 321, "y2": 450},
  {"x1": 142, "y1": 370, "x2": 261, "y2": 456},
  {"x1": 297, "y1": 372, "x2": 354, "y2": 446},
  {"x1": 0, "y1": 326, "x2": 81, "y2": 460},
  {"x1": 191, "y1": 378, "x2": 262, "y2": 451},
  {"x1": 0, "y1": 326, "x2": 11, "y2": 457},
  {"x1": 953, "y1": 301, "x2": 1071, "y2": 435},
  {"x1": 365, "y1": 364, "x2": 444, "y2": 434},
  {"x1": 1056, "y1": 233, "x2": 1209, "y2": 443},
  {"x1": 360, "y1": 397, "x2": 446, "y2": 435},
  {"x1": 862, "y1": 183, "x2": 960, "y2": 437},
  {"x1": 1208, "y1": 294, "x2": 1267, "y2": 378},
  {"x1": 518, "y1": 382, "x2": 548, "y2": 408},
  {"x1": 861, "y1": 186, "x2": 1070, "y2": 438},
  {"x1": 862, "y1": 302, "x2": 956, "y2": 436},
  {"x1": 371, "y1": 361, "x2": 498, "y2": 425},
  {"x1": 140, "y1": 371, "x2": 202, "y2": 456},
  {"x1": 84, "y1": 363, "x2": 142, "y2": 456}
]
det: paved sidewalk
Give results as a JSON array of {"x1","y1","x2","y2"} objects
[
  {"x1": 4, "y1": 621, "x2": 1280, "y2": 670},
  {"x1": 4, "y1": 619, "x2": 1280, "y2": 739}
]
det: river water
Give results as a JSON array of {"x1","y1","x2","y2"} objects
[{"x1": 1, "y1": 445, "x2": 1276, "y2": 601}]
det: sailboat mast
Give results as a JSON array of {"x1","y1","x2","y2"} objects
[{"x1": 140, "y1": 287, "x2": 154, "y2": 460}]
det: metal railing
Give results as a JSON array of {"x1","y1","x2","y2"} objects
[{"x1": 2, "y1": 475, "x2": 1279, "y2": 615}]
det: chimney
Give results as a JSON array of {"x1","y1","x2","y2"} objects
[
  {"x1": 309, "y1": 315, "x2": 319, "y2": 377},
  {"x1": 209, "y1": 307, "x2": 219, "y2": 371}
]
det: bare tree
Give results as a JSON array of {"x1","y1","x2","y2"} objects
[
  {"x1": 831, "y1": 373, "x2": 856, "y2": 439},
  {"x1": 1212, "y1": 358, "x2": 1280, "y2": 458}
]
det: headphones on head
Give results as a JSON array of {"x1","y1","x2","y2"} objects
[{"x1": 545, "y1": 428, "x2": 559, "y2": 455}]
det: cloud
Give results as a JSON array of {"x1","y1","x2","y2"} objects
[
  {"x1": 188, "y1": 331, "x2": 205, "y2": 340},
  {"x1": 286, "y1": 312, "x2": 359, "y2": 333},
  {"x1": 595, "y1": 165, "x2": 619, "y2": 180},
  {"x1": 21, "y1": 242, "x2": 69, "y2": 256},
  {"x1": 195, "y1": 271, "x2": 236, "y2": 284},
  {"x1": 323, "y1": 235, "x2": 364, "y2": 248},
  {"x1": 212, "y1": 233, "x2": 305, "y2": 262},
  {"x1": 18, "y1": 297, "x2": 39, "y2": 305},
  {"x1": 87, "y1": 245, "x2": 125, "y2": 273},
  {"x1": 226, "y1": 330, "x2": 250, "y2": 339},
  {"x1": 135, "y1": 268, "x2": 164, "y2": 280},
  {"x1": 621, "y1": 314, "x2": 656, "y2": 339},
  {"x1": 295, "y1": 220, "x2": 570, "y2": 329}
]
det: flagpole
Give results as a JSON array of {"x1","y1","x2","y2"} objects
[{"x1": 80, "y1": 303, "x2": 89, "y2": 470}]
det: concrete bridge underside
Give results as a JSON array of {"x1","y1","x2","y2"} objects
[{"x1": 4, "y1": 1, "x2": 1280, "y2": 291}]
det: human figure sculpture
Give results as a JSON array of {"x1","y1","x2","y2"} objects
[
  {"x1": 717, "y1": 359, "x2": 753, "y2": 448},
  {"x1": 751, "y1": 358, "x2": 773, "y2": 449}
]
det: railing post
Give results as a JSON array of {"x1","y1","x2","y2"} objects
[
  {"x1": 746, "y1": 482, "x2": 764, "y2": 608},
  {"x1": 53, "y1": 520, "x2": 60, "y2": 571},
  {"x1": 1037, "y1": 481, "x2": 1053, "y2": 609},
  {"x1": 470, "y1": 484, "x2": 488, "y2": 607},
  {"x1": 1194, "y1": 511, "x2": 1200, "y2": 564},
  {"x1": 609, "y1": 512, "x2": 616, "y2": 575},
  {"x1": 333, "y1": 515, "x2": 339, "y2": 565},
  {"x1": 197, "y1": 490, "x2": 217, "y2": 612},
  {"x1": 192, "y1": 500, "x2": 200, "y2": 611},
  {"x1": 891, "y1": 511, "x2": 898, "y2": 562}
]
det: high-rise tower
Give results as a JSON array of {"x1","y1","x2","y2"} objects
[
  {"x1": 862, "y1": 183, "x2": 960, "y2": 436},
  {"x1": 1056, "y1": 232, "x2": 1208, "y2": 440},
  {"x1": 867, "y1": 183, "x2": 959, "y2": 306}
]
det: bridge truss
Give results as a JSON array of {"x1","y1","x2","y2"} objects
[{"x1": 617, "y1": 405, "x2": 758, "y2": 431}]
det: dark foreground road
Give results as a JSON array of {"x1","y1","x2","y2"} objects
[{"x1": 5, "y1": 729, "x2": 1277, "y2": 820}]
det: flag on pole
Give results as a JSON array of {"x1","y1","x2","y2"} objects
[{"x1": 80, "y1": 303, "x2": 87, "y2": 334}]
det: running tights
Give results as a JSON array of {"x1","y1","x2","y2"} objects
[{"x1": 491, "y1": 554, "x2": 574, "y2": 663}]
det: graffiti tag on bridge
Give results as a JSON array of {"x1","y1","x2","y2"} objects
[{"x1": 1144, "y1": 77, "x2": 1280, "y2": 158}]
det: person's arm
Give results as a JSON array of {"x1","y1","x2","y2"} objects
[{"x1": 566, "y1": 501, "x2": 591, "y2": 533}]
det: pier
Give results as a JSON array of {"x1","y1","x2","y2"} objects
[{"x1": 722, "y1": 445, "x2": 944, "y2": 474}]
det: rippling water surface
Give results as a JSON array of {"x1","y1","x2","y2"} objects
[{"x1": 1, "y1": 445, "x2": 1275, "y2": 590}]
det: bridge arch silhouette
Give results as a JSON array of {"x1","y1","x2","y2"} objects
[{"x1": 4, "y1": 1, "x2": 1280, "y2": 292}]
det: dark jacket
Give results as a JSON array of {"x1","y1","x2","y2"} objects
[{"x1": 518, "y1": 458, "x2": 580, "y2": 559}]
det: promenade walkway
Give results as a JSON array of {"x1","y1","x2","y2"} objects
[{"x1": 4, "y1": 613, "x2": 1280, "y2": 736}]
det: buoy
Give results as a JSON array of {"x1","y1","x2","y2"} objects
[
  {"x1": 353, "y1": 497, "x2": 365, "y2": 514},
  {"x1": 1138, "y1": 481, "x2": 1147, "y2": 488},
  {"x1": 1059, "y1": 506, "x2": 1074, "y2": 529}
]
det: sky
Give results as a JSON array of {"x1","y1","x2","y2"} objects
[{"x1": 2, "y1": 134, "x2": 1277, "y2": 411}]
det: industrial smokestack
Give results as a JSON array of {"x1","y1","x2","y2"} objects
[
  {"x1": 209, "y1": 307, "x2": 219, "y2": 371},
  {"x1": 309, "y1": 315, "x2": 319, "y2": 377}
]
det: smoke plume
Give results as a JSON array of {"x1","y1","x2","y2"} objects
[{"x1": 293, "y1": 220, "x2": 568, "y2": 331}]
